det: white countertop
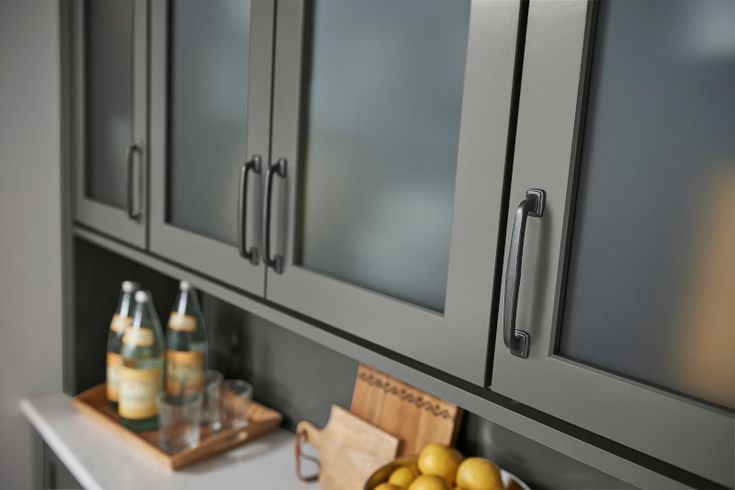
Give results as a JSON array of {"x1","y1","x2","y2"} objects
[{"x1": 21, "y1": 393, "x2": 316, "y2": 490}]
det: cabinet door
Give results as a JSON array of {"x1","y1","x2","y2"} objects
[
  {"x1": 265, "y1": 0, "x2": 521, "y2": 384},
  {"x1": 491, "y1": 1, "x2": 734, "y2": 487},
  {"x1": 72, "y1": 0, "x2": 148, "y2": 248},
  {"x1": 148, "y1": 0, "x2": 274, "y2": 294},
  {"x1": 42, "y1": 441, "x2": 81, "y2": 489}
]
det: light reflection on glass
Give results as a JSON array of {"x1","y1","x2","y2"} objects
[
  {"x1": 671, "y1": 170, "x2": 735, "y2": 410},
  {"x1": 298, "y1": 0, "x2": 471, "y2": 312},
  {"x1": 558, "y1": 0, "x2": 735, "y2": 410},
  {"x1": 168, "y1": 0, "x2": 251, "y2": 245},
  {"x1": 85, "y1": 0, "x2": 134, "y2": 208}
]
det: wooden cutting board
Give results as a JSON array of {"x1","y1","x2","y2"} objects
[
  {"x1": 351, "y1": 364, "x2": 462, "y2": 456},
  {"x1": 296, "y1": 405, "x2": 399, "y2": 490}
]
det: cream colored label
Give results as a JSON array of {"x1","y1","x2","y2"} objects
[
  {"x1": 119, "y1": 366, "x2": 161, "y2": 419},
  {"x1": 110, "y1": 314, "x2": 132, "y2": 334},
  {"x1": 106, "y1": 352, "x2": 122, "y2": 402},
  {"x1": 168, "y1": 313, "x2": 197, "y2": 333},
  {"x1": 166, "y1": 350, "x2": 204, "y2": 395},
  {"x1": 122, "y1": 327, "x2": 154, "y2": 347}
]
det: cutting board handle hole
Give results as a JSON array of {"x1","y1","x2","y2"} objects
[{"x1": 295, "y1": 427, "x2": 320, "y2": 482}]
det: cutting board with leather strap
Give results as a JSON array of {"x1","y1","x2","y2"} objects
[
  {"x1": 350, "y1": 364, "x2": 463, "y2": 456},
  {"x1": 296, "y1": 405, "x2": 399, "y2": 490}
]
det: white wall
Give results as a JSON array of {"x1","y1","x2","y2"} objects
[{"x1": 0, "y1": 0, "x2": 62, "y2": 488}]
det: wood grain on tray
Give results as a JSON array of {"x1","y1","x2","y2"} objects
[{"x1": 72, "y1": 383, "x2": 282, "y2": 470}]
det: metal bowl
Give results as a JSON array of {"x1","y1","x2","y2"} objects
[{"x1": 364, "y1": 456, "x2": 531, "y2": 490}]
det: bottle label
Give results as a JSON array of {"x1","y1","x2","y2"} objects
[
  {"x1": 123, "y1": 327, "x2": 154, "y2": 347},
  {"x1": 110, "y1": 314, "x2": 132, "y2": 334},
  {"x1": 106, "y1": 352, "x2": 123, "y2": 402},
  {"x1": 166, "y1": 350, "x2": 204, "y2": 395},
  {"x1": 168, "y1": 313, "x2": 197, "y2": 333},
  {"x1": 119, "y1": 366, "x2": 161, "y2": 419}
]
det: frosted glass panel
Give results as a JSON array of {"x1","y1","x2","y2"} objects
[
  {"x1": 167, "y1": 0, "x2": 251, "y2": 245},
  {"x1": 559, "y1": 0, "x2": 735, "y2": 409},
  {"x1": 298, "y1": 0, "x2": 470, "y2": 312},
  {"x1": 84, "y1": 0, "x2": 134, "y2": 209}
]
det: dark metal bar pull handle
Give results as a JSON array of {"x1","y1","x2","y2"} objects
[
  {"x1": 503, "y1": 189, "x2": 546, "y2": 358},
  {"x1": 125, "y1": 140, "x2": 144, "y2": 222},
  {"x1": 237, "y1": 155, "x2": 262, "y2": 265},
  {"x1": 263, "y1": 158, "x2": 287, "y2": 273}
]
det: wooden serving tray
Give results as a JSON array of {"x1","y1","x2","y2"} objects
[{"x1": 73, "y1": 383, "x2": 282, "y2": 470}]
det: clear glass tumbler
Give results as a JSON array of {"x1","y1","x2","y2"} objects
[
  {"x1": 220, "y1": 379, "x2": 253, "y2": 430},
  {"x1": 202, "y1": 369, "x2": 223, "y2": 431},
  {"x1": 156, "y1": 391, "x2": 203, "y2": 452}
]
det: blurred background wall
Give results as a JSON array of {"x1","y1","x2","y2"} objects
[{"x1": 0, "y1": 0, "x2": 62, "y2": 488}]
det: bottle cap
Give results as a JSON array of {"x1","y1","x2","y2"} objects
[
  {"x1": 121, "y1": 281, "x2": 138, "y2": 293},
  {"x1": 180, "y1": 280, "x2": 191, "y2": 291},
  {"x1": 135, "y1": 290, "x2": 149, "y2": 303}
]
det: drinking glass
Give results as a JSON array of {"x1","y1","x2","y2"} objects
[
  {"x1": 156, "y1": 391, "x2": 203, "y2": 452},
  {"x1": 202, "y1": 369, "x2": 223, "y2": 431},
  {"x1": 220, "y1": 379, "x2": 253, "y2": 429}
]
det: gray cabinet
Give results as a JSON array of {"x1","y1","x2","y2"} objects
[
  {"x1": 491, "y1": 1, "x2": 734, "y2": 487},
  {"x1": 72, "y1": 0, "x2": 148, "y2": 248},
  {"x1": 148, "y1": 0, "x2": 274, "y2": 294},
  {"x1": 264, "y1": 0, "x2": 521, "y2": 384},
  {"x1": 147, "y1": 0, "x2": 523, "y2": 385},
  {"x1": 68, "y1": 0, "x2": 733, "y2": 485}
]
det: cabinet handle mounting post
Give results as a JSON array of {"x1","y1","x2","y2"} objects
[{"x1": 503, "y1": 188, "x2": 545, "y2": 358}]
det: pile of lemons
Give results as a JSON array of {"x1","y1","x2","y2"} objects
[{"x1": 375, "y1": 443, "x2": 504, "y2": 490}]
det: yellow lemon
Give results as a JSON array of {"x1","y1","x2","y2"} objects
[
  {"x1": 417, "y1": 444, "x2": 463, "y2": 484},
  {"x1": 455, "y1": 457, "x2": 503, "y2": 490},
  {"x1": 388, "y1": 465, "x2": 419, "y2": 487},
  {"x1": 408, "y1": 474, "x2": 452, "y2": 490},
  {"x1": 374, "y1": 484, "x2": 404, "y2": 490}
]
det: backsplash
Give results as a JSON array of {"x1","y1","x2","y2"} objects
[{"x1": 74, "y1": 239, "x2": 628, "y2": 489}]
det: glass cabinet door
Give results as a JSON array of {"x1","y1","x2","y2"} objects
[
  {"x1": 72, "y1": 0, "x2": 148, "y2": 248},
  {"x1": 492, "y1": 1, "x2": 734, "y2": 487},
  {"x1": 148, "y1": 0, "x2": 274, "y2": 294},
  {"x1": 266, "y1": 0, "x2": 522, "y2": 384}
]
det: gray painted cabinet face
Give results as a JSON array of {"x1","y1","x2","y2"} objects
[
  {"x1": 266, "y1": 0, "x2": 521, "y2": 385},
  {"x1": 72, "y1": 0, "x2": 148, "y2": 248},
  {"x1": 491, "y1": 1, "x2": 734, "y2": 487},
  {"x1": 148, "y1": 0, "x2": 274, "y2": 294}
]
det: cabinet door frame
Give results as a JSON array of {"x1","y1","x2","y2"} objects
[
  {"x1": 71, "y1": 0, "x2": 148, "y2": 249},
  {"x1": 266, "y1": 0, "x2": 522, "y2": 385},
  {"x1": 490, "y1": 1, "x2": 733, "y2": 487},
  {"x1": 148, "y1": 0, "x2": 274, "y2": 294}
]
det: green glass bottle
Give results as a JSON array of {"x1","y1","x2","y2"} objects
[
  {"x1": 119, "y1": 290, "x2": 165, "y2": 431},
  {"x1": 166, "y1": 280, "x2": 208, "y2": 395},
  {"x1": 106, "y1": 281, "x2": 139, "y2": 409}
]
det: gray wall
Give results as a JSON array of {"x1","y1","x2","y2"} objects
[{"x1": 0, "y1": 1, "x2": 62, "y2": 489}]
